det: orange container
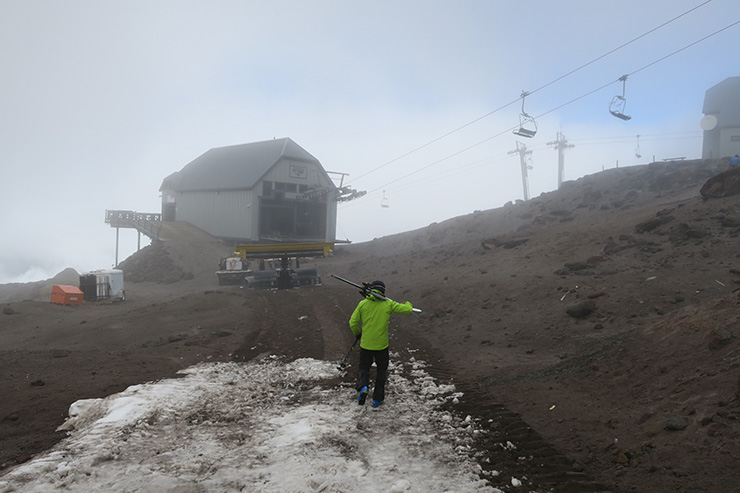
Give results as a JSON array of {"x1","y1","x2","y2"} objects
[{"x1": 50, "y1": 285, "x2": 84, "y2": 306}]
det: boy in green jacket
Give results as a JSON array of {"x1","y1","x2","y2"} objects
[{"x1": 349, "y1": 280, "x2": 414, "y2": 407}]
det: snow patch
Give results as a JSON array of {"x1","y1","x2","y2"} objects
[{"x1": 1, "y1": 356, "x2": 495, "y2": 492}]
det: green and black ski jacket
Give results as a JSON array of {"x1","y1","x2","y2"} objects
[{"x1": 349, "y1": 292, "x2": 414, "y2": 351}]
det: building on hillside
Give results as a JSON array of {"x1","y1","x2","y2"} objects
[
  {"x1": 701, "y1": 76, "x2": 740, "y2": 159},
  {"x1": 160, "y1": 138, "x2": 361, "y2": 243}
]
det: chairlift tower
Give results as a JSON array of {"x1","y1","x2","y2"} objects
[
  {"x1": 508, "y1": 141, "x2": 533, "y2": 201},
  {"x1": 547, "y1": 132, "x2": 574, "y2": 189}
]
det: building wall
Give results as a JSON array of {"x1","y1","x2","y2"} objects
[
  {"x1": 175, "y1": 189, "x2": 257, "y2": 240},
  {"x1": 703, "y1": 126, "x2": 740, "y2": 159},
  {"x1": 702, "y1": 77, "x2": 740, "y2": 159},
  {"x1": 165, "y1": 158, "x2": 337, "y2": 242},
  {"x1": 720, "y1": 126, "x2": 740, "y2": 158},
  {"x1": 702, "y1": 129, "x2": 720, "y2": 159},
  {"x1": 261, "y1": 159, "x2": 334, "y2": 189}
]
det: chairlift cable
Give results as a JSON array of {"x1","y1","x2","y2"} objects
[
  {"x1": 350, "y1": 97, "x2": 521, "y2": 183},
  {"x1": 571, "y1": 131, "x2": 701, "y2": 142},
  {"x1": 534, "y1": 18, "x2": 739, "y2": 122},
  {"x1": 348, "y1": 0, "x2": 715, "y2": 185},
  {"x1": 342, "y1": 17, "x2": 738, "y2": 203},
  {"x1": 526, "y1": 0, "x2": 714, "y2": 97},
  {"x1": 627, "y1": 19, "x2": 740, "y2": 77}
]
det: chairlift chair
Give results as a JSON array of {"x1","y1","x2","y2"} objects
[
  {"x1": 634, "y1": 134, "x2": 642, "y2": 158},
  {"x1": 609, "y1": 75, "x2": 632, "y2": 121},
  {"x1": 513, "y1": 91, "x2": 537, "y2": 138},
  {"x1": 381, "y1": 190, "x2": 390, "y2": 208}
]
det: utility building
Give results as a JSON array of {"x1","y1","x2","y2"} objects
[
  {"x1": 701, "y1": 76, "x2": 740, "y2": 159},
  {"x1": 160, "y1": 138, "x2": 348, "y2": 243}
]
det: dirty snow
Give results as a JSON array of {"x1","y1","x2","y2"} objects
[{"x1": 0, "y1": 355, "x2": 501, "y2": 492}]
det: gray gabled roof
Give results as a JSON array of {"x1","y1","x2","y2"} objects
[
  {"x1": 703, "y1": 76, "x2": 740, "y2": 128},
  {"x1": 160, "y1": 138, "x2": 323, "y2": 192}
]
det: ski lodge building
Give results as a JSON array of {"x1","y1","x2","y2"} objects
[
  {"x1": 701, "y1": 76, "x2": 740, "y2": 159},
  {"x1": 159, "y1": 138, "x2": 343, "y2": 243}
]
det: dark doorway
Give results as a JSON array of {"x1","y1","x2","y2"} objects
[
  {"x1": 162, "y1": 203, "x2": 176, "y2": 222},
  {"x1": 260, "y1": 198, "x2": 326, "y2": 239}
]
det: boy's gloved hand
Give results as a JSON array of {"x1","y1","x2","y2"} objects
[{"x1": 359, "y1": 281, "x2": 371, "y2": 297}]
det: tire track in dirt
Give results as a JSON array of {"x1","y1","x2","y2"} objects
[
  {"x1": 451, "y1": 389, "x2": 610, "y2": 492},
  {"x1": 396, "y1": 326, "x2": 610, "y2": 492},
  {"x1": 230, "y1": 286, "x2": 348, "y2": 364}
]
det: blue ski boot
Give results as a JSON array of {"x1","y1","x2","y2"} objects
[{"x1": 358, "y1": 386, "x2": 368, "y2": 406}]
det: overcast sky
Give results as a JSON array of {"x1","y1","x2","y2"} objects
[{"x1": 1, "y1": 0, "x2": 738, "y2": 283}]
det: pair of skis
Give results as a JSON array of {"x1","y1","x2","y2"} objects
[{"x1": 330, "y1": 274, "x2": 422, "y2": 313}]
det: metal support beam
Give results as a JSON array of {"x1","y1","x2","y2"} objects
[
  {"x1": 547, "y1": 132, "x2": 574, "y2": 189},
  {"x1": 508, "y1": 141, "x2": 532, "y2": 201}
]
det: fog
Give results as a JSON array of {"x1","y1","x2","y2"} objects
[{"x1": 1, "y1": 0, "x2": 737, "y2": 283}]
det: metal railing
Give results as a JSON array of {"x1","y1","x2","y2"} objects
[{"x1": 105, "y1": 210, "x2": 162, "y2": 240}]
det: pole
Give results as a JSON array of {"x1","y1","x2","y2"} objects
[
  {"x1": 547, "y1": 132, "x2": 574, "y2": 189},
  {"x1": 115, "y1": 227, "x2": 120, "y2": 267},
  {"x1": 508, "y1": 142, "x2": 532, "y2": 201},
  {"x1": 338, "y1": 335, "x2": 361, "y2": 371}
]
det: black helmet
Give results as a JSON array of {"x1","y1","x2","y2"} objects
[{"x1": 369, "y1": 280, "x2": 385, "y2": 295}]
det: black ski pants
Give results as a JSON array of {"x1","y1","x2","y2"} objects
[{"x1": 357, "y1": 347, "x2": 389, "y2": 403}]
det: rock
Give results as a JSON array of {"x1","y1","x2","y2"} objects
[
  {"x1": 503, "y1": 238, "x2": 529, "y2": 249},
  {"x1": 30, "y1": 379, "x2": 45, "y2": 387},
  {"x1": 555, "y1": 262, "x2": 593, "y2": 275},
  {"x1": 433, "y1": 307, "x2": 446, "y2": 318},
  {"x1": 635, "y1": 215, "x2": 675, "y2": 233},
  {"x1": 700, "y1": 167, "x2": 740, "y2": 198},
  {"x1": 706, "y1": 327, "x2": 734, "y2": 351},
  {"x1": 664, "y1": 417, "x2": 688, "y2": 431},
  {"x1": 566, "y1": 301, "x2": 597, "y2": 319},
  {"x1": 615, "y1": 452, "x2": 630, "y2": 465},
  {"x1": 2, "y1": 307, "x2": 14, "y2": 315}
]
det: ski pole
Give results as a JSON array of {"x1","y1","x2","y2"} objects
[
  {"x1": 338, "y1": 335, "x2": 360, "y2": 371},
  {"x1": 330, "y1": 274, "x2": 422, "y2": 313}
]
